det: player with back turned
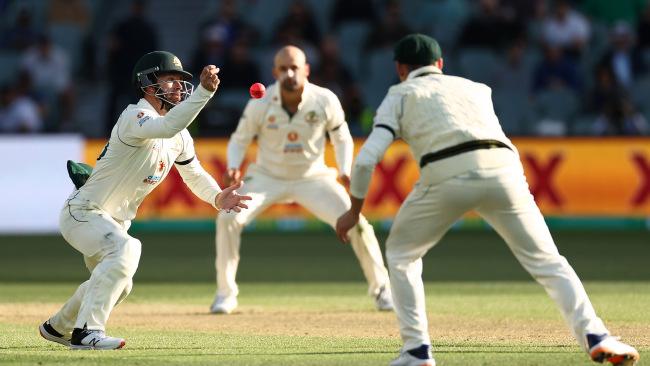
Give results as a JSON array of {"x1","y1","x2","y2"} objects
[
  {"x1": 336, "y1": 34, "x2": 640, "y2": 366},
  {"x1": 38, "y1": 51, "x2": 251, "y2": 350},
  {"x1": 210, "y1": 45, "x2": 393, "y2": 314}
]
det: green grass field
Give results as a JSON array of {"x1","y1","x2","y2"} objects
[{"x1": 0, "y1": 230, "x2": 648, "y2": 365}]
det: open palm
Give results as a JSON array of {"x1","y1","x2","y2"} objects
[{"x1": 216, "y1": 181, "x2": 251, "y2": 213}]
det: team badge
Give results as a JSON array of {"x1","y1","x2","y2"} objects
[
  {"x1": 137, "y1": 111, "x2": 144, "y2": 118},
  {"x1": 287, "y1": 131, "x2": 299, "y2": 141},
  {"x1": 172, "y1": 56, "x2": 182, "y2": 68},
  {"x1": 267, "y1": 115, "x2": 279, "y2": 129},
  {"x1": 305, "y1": 110, "x2": 320, "y2": 124}
]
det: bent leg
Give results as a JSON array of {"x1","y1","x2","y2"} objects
[
  {"x1": 477, "y1": 173, "x2": 608, "y2": 351},
  {"x1": 293, "y1": 174, "x2": 388, "y2": 296}
]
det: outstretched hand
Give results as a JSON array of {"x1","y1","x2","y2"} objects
[
  {"x1": 216, "y1": 181, "x2": 251, "y2": 213},
  {"x1": 335, "y1": 210, "x2": 359, "y2": 244}
]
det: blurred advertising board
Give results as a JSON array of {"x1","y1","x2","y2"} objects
[
  {"x1": 0, "y1": 135, "x2": 83, "y2": 233},
  {"x1": 82, "y1": 137, "x2": 650, "y2": 222}
]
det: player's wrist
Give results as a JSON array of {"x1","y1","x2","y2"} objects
[{"x1": 214, "y1": 192, "x2": 222, "y2": 211}]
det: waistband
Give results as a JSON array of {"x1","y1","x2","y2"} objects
[{"x1": 419, "y1": 139, "x2": 512, "y2": 168}]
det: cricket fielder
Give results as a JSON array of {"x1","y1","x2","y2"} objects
[
  {"x1": 210, "y1": 46, "x2": 392, "y2": 314},
  {"x1": 336, "y1": 34, "x2": 639, "y2": 366},
  {"x1": 38, "y1": 51, "x2": 251, "y2": 350}
]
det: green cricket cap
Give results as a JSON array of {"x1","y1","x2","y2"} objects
[{"x1": 393, "y1": 33, "x2": 442, "y2": 65}]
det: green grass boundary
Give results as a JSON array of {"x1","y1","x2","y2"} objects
[{"x1": 129, "y1": 217, "x2": 650, "y2": 233}]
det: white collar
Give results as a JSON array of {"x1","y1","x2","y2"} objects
[{"x1": 406, "y1": 65, "x2": 442, "y2": 80}]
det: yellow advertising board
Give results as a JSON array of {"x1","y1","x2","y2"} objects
[{"x1": 84, "y1": 138, "x2": 650, "y2": 220}]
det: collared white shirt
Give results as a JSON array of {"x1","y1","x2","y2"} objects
[
  {"x1": 227, "y1": 81, "x2": 353, "y2": 179},
  {"x1": 74, "y1": 85, "x2": 220, "y2": 221},
  {"x1": 350, "y1": 65, "x2": 515, "y2": 198}
]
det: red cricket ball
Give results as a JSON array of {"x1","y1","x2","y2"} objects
[{"x1": 249, "y1": 83, "x2": 265, "y2": 99}]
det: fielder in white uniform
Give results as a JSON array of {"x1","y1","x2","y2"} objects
[
  {"x1": 210, "y1": 46, "x2": 392, "y2": 314},
  {"x1": 336, "y1": 34, "x2": 640, "y2": 366},
  {"x1": 38, "y1": 51, "x2": 251, "y2": 350}
]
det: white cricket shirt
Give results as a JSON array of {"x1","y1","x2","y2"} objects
[
  {"x1": 227, "y1": 81, "x2": 353, "y2": 179},
  {"x1": 73, "y1": 85, "x2": 221, "y2": 221},
  {"x1": 351, "y1": 65, "x2": 518, "y2": 198}
]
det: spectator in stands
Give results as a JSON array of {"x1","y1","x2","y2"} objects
[
  {"x1": 363, "y1": 0, "x2": 412, "y2": 51},
  {"x1": 0, "y1": 83, "x2": 43, "y2": 133},
  {"x1": 533, "y1": 45, "x2": 582, "y2": 93},
  {"x1": 191, "y1": 25, "x2": 228, "y2": 78},
  {"x1": 493, "y1": 37, "x2": 534, "y2": 94},
  {"x1": 198, "y1": 0, "x2": 253, "y2": 48},
  {"x1": 592, "y1": 92, "x2": 649, "y2": 135},
  {"x1": 1, "y1": 8, "x2": 39, "y2": 51},
  {"x1": 458, "y1": 0, "x2": 524, "y2": 51},
  {"x1": 541, "y1": 0, "x2": 590, "y2": 57},
  {"x1": 310, "y1": 35, "x2": 364, "y2": 133},
  {"x1": 582, "y1": 0, "x2": 647, "y2": 26},
  {"x1": 105, "y1": 0, "x2": 158, "y2": 135},
  {"x1": 586, "y1": 64, "x2": 625, "y2": 114},
  {"x1": 274, "y1": 0, "x2": 322, "y2": 47},
  {"x1": 218, "y1": 37, "x2": 261, "y2": 90},
  {"x1": 20, "y1": 34, "x2": 74, "y2": 131},
  {"x1": 636, "y1": 2, "x2": 650, "y2": 49},
  {"x1": 597, "y1": 22, "x2": 645, "y2": 89},
  {"x1": 330, "y1": 0, "x2": 377, "y2": 28}
]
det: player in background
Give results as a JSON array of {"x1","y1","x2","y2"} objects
[
  {"x1": 38, "y1": 51, "x2": 251, "y2": 350},
  {"x1": 336, "y1": 34, "x2": 639, "y2": 366},
  {"x1": 210, "y1": 45, "x2": 393, "y2": 314}
]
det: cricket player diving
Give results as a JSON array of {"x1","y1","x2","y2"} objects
[
  {"x1": 210, "y1": 45, "x2": 393, "y2": 314},
  {"x1": 38, "y1": 51, "x2": 251, "y2": 350},
  {"x1": 336, "y1": 34, "x2": 640, "y2": 366}
]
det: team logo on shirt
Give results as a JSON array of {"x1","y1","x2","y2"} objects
[
  {"x1": 143, "y1": 175, "x2": 161, "y2": 185},
  {"x1": 305, "y1": 110, "x2": 320, "y2": 125},
  {"x1": 267, "y1": 115, "x2": 279, "y2": 129},
  {"x1": 137, "y1": 111, "x2": 144, "y2": 118},
  {"x1": 158, "y1": 160, "x2": 165, "y2": 172},
  {"x1": 284, "y1": 131, "x2": 302, "y2": 153}
]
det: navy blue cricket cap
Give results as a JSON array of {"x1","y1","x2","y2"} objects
[{"x1": 393, "y1": 33, "x2": 442, "y2": 65}]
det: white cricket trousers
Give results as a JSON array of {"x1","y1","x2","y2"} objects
[
  {"x1": 49, "y1": 193, "x2": 141, "y2": 336},
  {"x1": 216, "y1": 165, "x2": 389, "y2": 298},
  {"x1": 387, "y1": 157, "x2": 609, "y2": 352}
]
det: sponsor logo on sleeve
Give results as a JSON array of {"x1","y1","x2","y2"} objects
[{"x1": 138, "y1": 116, "x2": 151, "y2": 127}]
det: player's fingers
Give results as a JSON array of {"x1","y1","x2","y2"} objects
[
  {"x1": 239, "y1": 194, "x2": 252, "y2": 201},
  {"x1": 232, "y1": 206, "x2": 241, "y2": 213}
]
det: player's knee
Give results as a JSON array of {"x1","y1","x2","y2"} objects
[{"x1": 113, "y1": 238, "x2": 141, "y2": 277}]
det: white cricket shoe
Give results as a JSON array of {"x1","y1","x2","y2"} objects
[
  {"x1": 390, "y1": 345, "x2": 435, "y2": 366},
  {"x1": 39, "y1": 321, "x2": 70, "y2": 347},
  {"x1": 70, "y1": 329, "x2": 125, "y2": 350},
  {"x1": 587, "y1": 334, "x2": 640, "y2": 366},
  {"x1": 210, "y1": 294, "x2": 238, "y2": 314},
  {"x1": 375, "y1": 285, "x2": 394, "y2": 311}
]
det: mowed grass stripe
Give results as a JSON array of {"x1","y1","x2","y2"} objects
[{"x1": 1, "y1": 282, "x2": 648, "y2": 365}]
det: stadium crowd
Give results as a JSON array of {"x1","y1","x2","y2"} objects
[{"x1": 0, "y1": 0, "x2": 649, "y2": 137}]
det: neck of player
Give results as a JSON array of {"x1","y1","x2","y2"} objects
[{"x1": 281, "y1": 88, "x2": 303, "y2": 115}]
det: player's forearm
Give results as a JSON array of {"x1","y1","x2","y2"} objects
[
  {"x1": 349, "y1": 128, "x2": 393, "y2": 198},
  {"x1": 176, "y1": 159, "x2": 222, "y2": 209},
  {"x1": 226, "y1": 138, "x2": 249, "y2": 169},
  {"x1": 330, "y1": 123, "x2": 353, "y2": 176},
  {"x1": 140, "y1": 85, "x2": 215, "y2": 139}
]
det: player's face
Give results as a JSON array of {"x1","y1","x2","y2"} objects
[
  {"x1": 156, "y1": 74, "x2": 184, "y2": 103},
  {"x1": 273, "y1": 54, "x2": 309, "y2": 92}
]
